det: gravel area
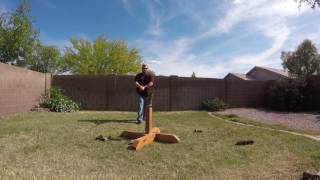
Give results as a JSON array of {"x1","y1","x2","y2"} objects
[{"x1": 220, "y1": 108, "x2": 320, "y2": 131}]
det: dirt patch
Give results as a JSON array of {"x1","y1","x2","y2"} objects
[
  {"x1": 220, "y1": 108, "x2": 320, "y2": 131},
  {"x1": 30, "y1": 105, "x2": 50, "y2": 112}
]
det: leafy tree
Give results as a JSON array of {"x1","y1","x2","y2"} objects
[
  {"x1": 296, "y1": 0, "x2": 320, "y2": 8},
  {"x1": 281, "y1": 39, "x2": 320, "y2": 78},
  {"x1": 0, "y1": 0, "x2": 39, "y2": 65},
  {"x1": 25, "y1": 43, "x2": 62, "y2": 73},
  {"x1": 63, "y1": 36, "x2": 141, "y2": 75},
  {"x1": 191, "y1": 72, "x2": 196, "y2": 78}
]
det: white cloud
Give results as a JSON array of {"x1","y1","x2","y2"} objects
[
  {"x1": 122, "y1": 0, "x2": 216, "y2": 38},
  {"x1": 43, "y1": 38, "x2": 70, "y2": 50},
  {"x1": 219, "y1": 0, "x2": 317, "y2": 72},
  {"x1": 233, "y1": 0, "x2": 243, "y2": 5},
  {"x1": 0, "y1": 3, "x2": 8, "y2": 14},
  {"x1": 140, "y1": 37, "x2": 232, "y2": 77},
  {"x1": 149, "y1": 60, "x2": 229, "y2": 78},
  {"x1": 146, "y1": 8, "x2": 163, "y2": 36},
  {"x1": 201, "y1": 0, "x2": 304, "y2": 38},
  {"x1": 121, "y1": 0, "x2": 164, "y2": 37},
  {"x1": 230, "y1": 23, "x2": 290, "y2": 67},
  {"x1": 121, "y1": 0, "x2": 135, "y2": 17},
  {"x1": 40, "y1": 33, "x2": 72, "y2": 51},
  {"x1": 142, "y1": 21, "x2": 290, "y2": 78},
  {"x1": 285, "y1": 19, "x2": 320, "y2": 50},
  {"x1": 130, "y1": 0, "x2": 318, "y2": 77}
]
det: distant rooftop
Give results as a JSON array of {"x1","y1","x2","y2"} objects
[
  {"x1": 228, "y1": 73, "x2": 256, "y2": 80},
  {"x1": 225, "y1": 66, "x2": 289, "y2": 81},
  {"x1": 252, "y1": 66, "x2": 289, "y2": 77}
]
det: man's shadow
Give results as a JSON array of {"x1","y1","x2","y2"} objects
[{"x1": 78, "y1": 119, "x2": 136, "y2": 125}]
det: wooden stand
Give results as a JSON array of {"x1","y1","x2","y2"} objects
[{"x1": 120, "y1": 106, "x2": 180, "y2": 151}]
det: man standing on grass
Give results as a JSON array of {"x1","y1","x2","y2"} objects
[{"x1": 134, "y1": 64, "x2": 155, "y2": 124}]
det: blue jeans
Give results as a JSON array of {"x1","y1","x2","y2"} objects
[{"x1": 137, "y1": 94, "x2": 146, "y2": 122}]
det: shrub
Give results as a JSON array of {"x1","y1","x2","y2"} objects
[
  {"x1": 40, "y1": 88, "x2": 80, "y2": 112},
  {"x1": 267, "y1": 79, "x2": 306, "y2": 111},
  {"x1": 202, "y1": 98, "x2": 226, "y2": 111}
]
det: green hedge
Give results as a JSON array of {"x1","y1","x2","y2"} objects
[
  {"x1": 267, "y1": 79, "x2": 306, "y2": 111},
  {"x1": 41, "y1": 88, "x2": 80, "y2": 112},
  {"x1": 202, "y1": 98, "x2": 226, "y2": 111}
]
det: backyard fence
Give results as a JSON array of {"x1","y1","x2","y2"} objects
[
  {"x1": 305, "y1": 76, "x2": 320, "y2": 110},
  {"x1": 0, "y1": 63, "x2": 51, "y2": 116},
  {"x1": 2, "y1": 62, "x2": 319, "y2": 115},
  {"x1": 52, "y1": 75, "x2": 270, "y2": 111}
]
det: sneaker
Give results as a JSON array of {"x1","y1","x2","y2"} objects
[{"x1": 136, "y1": 121, "x2": 142, "y2": 125}]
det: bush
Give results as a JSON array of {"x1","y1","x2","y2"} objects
[
  {"x1": 40, "y1": 88, "x2": 80, "y2": 112},
  {"x1": 202, "y1": 98, "x2": 226, "y2": 111},
  {"x1": 267, "y1": 79, "x2": 306, "y2": 111}
]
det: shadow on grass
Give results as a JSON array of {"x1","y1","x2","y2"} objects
[{"x1": 78, "y1": 119, "x2": 136, "y2": 125}]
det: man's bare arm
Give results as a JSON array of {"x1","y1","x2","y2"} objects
[
  {"x1": 135, "y1": 81, "x2": 145, "y2": 90},
  {"x1": 135, "y1": 81, "x2": 141, "y2": 88}
]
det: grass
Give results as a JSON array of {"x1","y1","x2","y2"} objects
[{"x1": 0, "y1": 111, "x2": 320, "y2": 179}]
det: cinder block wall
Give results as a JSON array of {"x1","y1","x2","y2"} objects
[
  {"x1": 52, "y1": 75, "x2": 269, "y2": 111},
  {"x1": 0, "y1": 63, "x2": 51, "y2": 116}
]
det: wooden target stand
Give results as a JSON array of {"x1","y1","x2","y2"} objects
[{"x1": 120, "y1": 101, "x2": 180, "y2": 151}]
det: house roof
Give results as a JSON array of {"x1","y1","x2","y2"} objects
[
  {"x1": 226, "y1": 73, "x2": 256, "y2": 80},
  {"x1": 249, "y1": 66, "x2": 289, "y2": 78},
  {"x1": 225, "y1": 66, "x2": 289, "y2": 81}
]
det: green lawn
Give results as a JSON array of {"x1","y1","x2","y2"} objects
[{"x1": 0, "y1": 111, "x2": 319, "y2": 179}]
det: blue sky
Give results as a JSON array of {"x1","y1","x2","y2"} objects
[{"x1": 1, "y1": 0, "x2": 320, "y2": 77}]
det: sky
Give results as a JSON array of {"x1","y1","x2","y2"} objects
[{"x1": 0, "y1": 0, "x2": 320, "y2": 78}]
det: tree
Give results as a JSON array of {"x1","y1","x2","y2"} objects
[
  {"x1": 296, "y1": 0, "x2": 320, "y2": 8},
  {"x1": 0, "y1": 0, "x2": 39, "y2": 65},
  {"x1": 281, "y1": 39, "x2": 320, "y2": 78},
  {"x1": 191, "y1": 72, "x2": 196, "y2": 78},
  {"x1": 63, "y1": 36, "x2": 141, "y2": 75},
  {"x1": 25, "y1": 43, "x2": 62, "y2": 73}
]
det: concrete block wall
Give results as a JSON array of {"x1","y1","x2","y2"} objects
[{"x1": 0, "y1": 63, "x2": 50, "y2": 116}]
